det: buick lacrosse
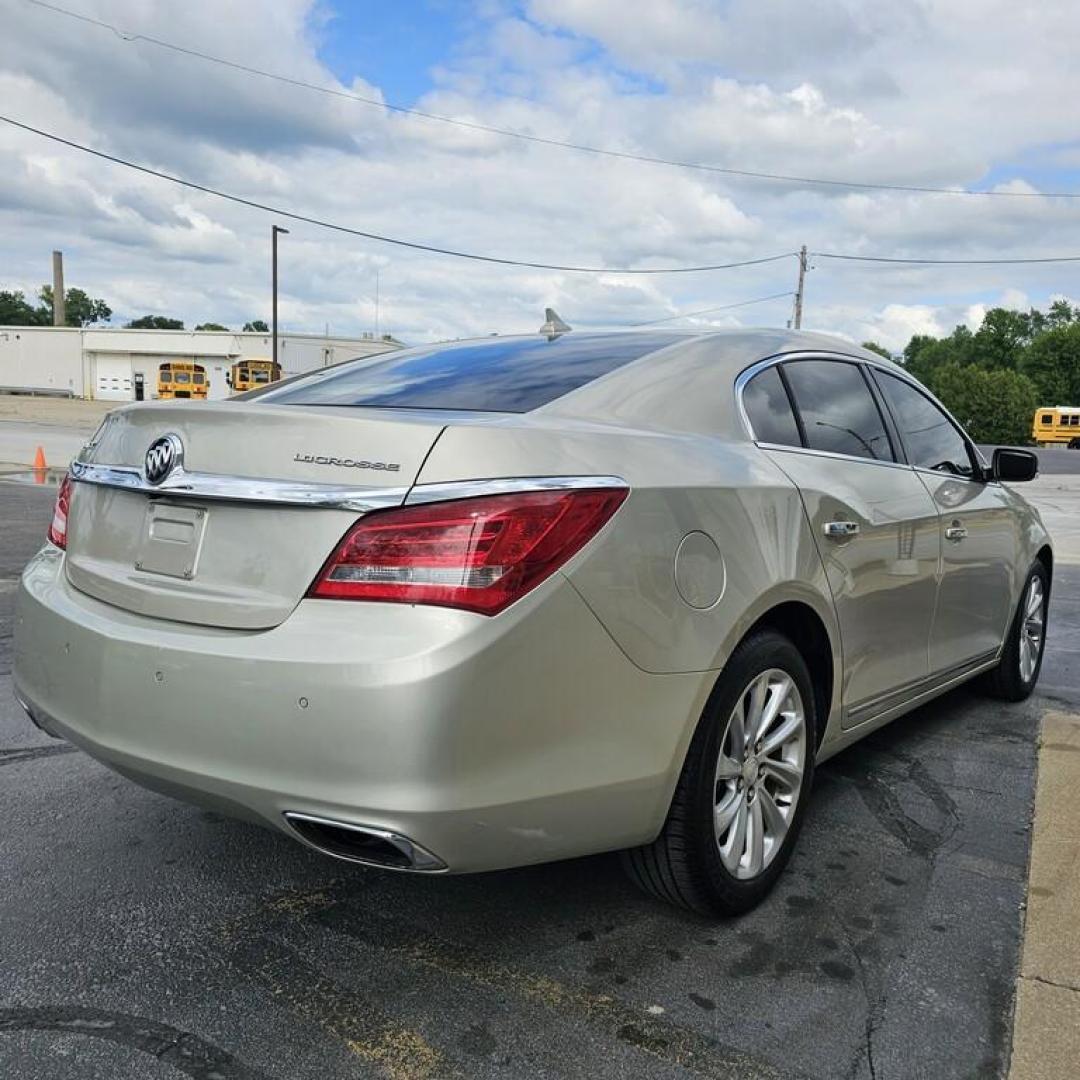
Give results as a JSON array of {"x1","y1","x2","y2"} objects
[{"x1": 13, "y1": 329, "x2": 1050, "y2": 914}]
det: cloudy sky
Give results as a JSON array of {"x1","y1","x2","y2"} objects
[{"x1": 2, "y1": 0, "x2": 1079, "y2": 349}]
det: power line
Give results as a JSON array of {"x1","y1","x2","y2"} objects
[
  {"x1": 812, "y1": 251, "x2": 1080, "y2": 266},
  {"x1": 630, "y1": 291, "x2": 795, "y2": 326},
  {"x1": 23, "y1": 0, "x2": 1080, "y2": 201},
  {"x1": 0, "y1": 115, "x2": 795, "y2": 274},
  {"x1": 7, "y1": 115, "x2": 1080, "y2": 274}
]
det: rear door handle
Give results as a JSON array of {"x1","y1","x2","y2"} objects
[
  {"x1": 823, "y1": 520, "x2": 860, "y2": 539},
  {"x1": 945, "y1": 523, "x2": 967, "y2": 542}
]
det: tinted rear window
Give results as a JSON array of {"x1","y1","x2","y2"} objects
[
  {"x1": 783, "y1": 359, "x2": 895, "y2": 462},
  {"x1": 742, "y1": 366, "x2": 801, "y2": 446},
  {"x1": 257, "y1": 333, "x2": 684, "y2": 413}
]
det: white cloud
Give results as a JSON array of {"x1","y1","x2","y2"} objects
[{"x1": 1, "y1": 0, "x2": 1077, "y2": 345}]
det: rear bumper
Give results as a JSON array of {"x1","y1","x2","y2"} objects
[{"x1": 13, "y1": 547, "x2": 709, "y2": 872}]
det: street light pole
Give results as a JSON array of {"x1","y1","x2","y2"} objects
[{"x1": 272, "y1": 225, "x2": 289, "y2": 367}]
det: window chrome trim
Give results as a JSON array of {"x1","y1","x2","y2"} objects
[
  {"x1": 910, "y1": 464, "x2": 986, "y2": 485},
  {"x1": 757, "y1": 442, "x2": 916, "y2": 472},
  {"x1": 736, "y1": 351, "x2": 910, "y2": 469},
  {"x1": 70, "y1": 460, "x2": 628, "y2": 512},
  {"x1": 734, "y1": 349, "x2": 875, "y2": 444},
  {"x1": 863, "y1": 361, "x2": 989, "y2": 479},
  {"x1": 403, "y1": 474, "x2": 628, "y2": 505}
]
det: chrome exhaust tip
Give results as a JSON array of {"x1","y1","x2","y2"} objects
[
  {"x1": 13, "y1": 687, "x2": 63, "y2": 739},
  {"x1": 283, "y1": 812, "x2": 447, "y2": 872}
]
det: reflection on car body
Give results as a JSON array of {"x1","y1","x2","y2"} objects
[{"x1": 13, "y1": 329, "x2": 1050, "y2": 915}]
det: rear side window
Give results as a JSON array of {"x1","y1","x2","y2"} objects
[
  {"x1": 874, "y1": 371, "x2": 974, "y2": 477},
  {"x1": 257, "y1": 332, "x2": 683, "y2": 413},
  {"x1": 742, "y1": 366, "x2": 801, "y2": 446},
  {"x1": 783, "y1": 360, "x2": 895, "y2": 462},
  {"x1": 1041, "y1": 414, "x2": 1053, "y2": 425}
]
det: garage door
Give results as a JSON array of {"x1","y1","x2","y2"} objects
[{"x1": 92, "y1": 353, "x2": 133, "y2": 401}]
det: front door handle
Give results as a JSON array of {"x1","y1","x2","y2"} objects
[
  {"x1": 824, "y1": 520, "x2": 860, "y2": 539},
  {"x1": 945, "y1": 522, "x2": 967, "y2": 542}
]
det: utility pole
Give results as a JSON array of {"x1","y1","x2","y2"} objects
[
  {"x1": 52, "y1": 250, "x2": 65, "y2": 327},
  {"x1": 793, "y1": 245, "x2": 807, "y2": 329},
  {"x1": 271, "y1": 225, "x2": 289, "y2": 367},
  {"x1": 374, "y1": 268, "x2": 380, "y2": 339}
]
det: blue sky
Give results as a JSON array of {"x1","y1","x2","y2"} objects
[
  {"x1": 2, "y1": 0, "x2": 1079, "y2": 348},
  {"x1": 315, "y1": 1, "x2": 470, "y2": 104}
]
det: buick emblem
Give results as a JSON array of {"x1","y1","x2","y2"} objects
[{"x1": 145, "y1": 434, "x2": 183, "y2": 485}]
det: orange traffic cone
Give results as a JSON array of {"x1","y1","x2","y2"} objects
[{"x1": 32, "y1": 445, "x2": 47, "y2": 485}]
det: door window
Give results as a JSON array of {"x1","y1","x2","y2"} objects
[
  {"x1": 782, "y1": 360, "x2": 895, "y2": 462},
  {"x1": 875, "y1": 371, "x2": 975, "y2": 477},
  {"x1": 741, "y1": 366, "x2": 801, "y2": 446}
]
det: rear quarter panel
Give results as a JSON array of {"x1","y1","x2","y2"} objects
[{"x1": 415, "y1": 421, "x2": 840, "y2": 714}]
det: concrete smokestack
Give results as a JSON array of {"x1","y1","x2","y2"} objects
[{"x1": 52, "y1": 250, "x2": 65, "y2": 327}]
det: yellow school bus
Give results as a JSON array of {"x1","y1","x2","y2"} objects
[
  {"x1": 157, "y1": 361, "x2": 208, "y2": 400},
  {"x1": 230, "y1": 358, "x2": 281, "y2": 394},
  {"x1": 1032, "y1": 407, "x2": 1080, "y2": 448}
]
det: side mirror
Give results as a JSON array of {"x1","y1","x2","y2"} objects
[{"x1": 992, "y1": 447, "x2": 1038, "y2": 483}]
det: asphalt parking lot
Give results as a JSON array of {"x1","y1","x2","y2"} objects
[{"x1": 1, "y1": 477, "x2": 1077, "y2": 1080}]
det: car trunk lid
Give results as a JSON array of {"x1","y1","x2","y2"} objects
[{"x1": 63, "y1": 401, "x2": 444, "y2": 629}]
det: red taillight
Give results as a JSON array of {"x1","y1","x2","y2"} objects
[
  {"x1": 47, "y1": 473, "x2": 73, "y2": 549},
  {"x1": 308, "y1": 487, "x2": 628, "y2": 615}
]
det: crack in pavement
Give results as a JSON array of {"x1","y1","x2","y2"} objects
[
  {"x1": 0, "y1": 1006, "x2": 272, "y2": 1079},
  {"x1": 0, "y1": 744, "x2": 77, "y2": 767},
  {"x1": 1022, "y1": 973, "x2": 1080, "y2": 994}
]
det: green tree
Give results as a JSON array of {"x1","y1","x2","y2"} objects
[
  {"x1": 903, "y1": 328, "x2": 973, "y2": 384},
  {"x1": 125, "y1": 315, "x2": 185, "y2": 330},
  {"x1": 194, "y1": 322, "x2": 229, "y2": 331},
  {"x1": 930, "y1": 364, "x2": 1038, "y2": 444},
  {"x1": 1045, "y1": 299, "x2": 1076, "y2": 330},
  {"x1": 969, "y1": 307, "x2": 1032, "y2": 370},
  {"x1": 242, "y1": 319, "x2": 268, "y2": 333},
  {"x1": 861, "y1": 340, "x2": 892, "y2": 359},
  {"x1": 1019, "y1": 323, "x2": 1080, "y2": 404},
  {"x1": 0, "y1": 290, "x2": 47, "y2": 325},
  {"x1": 38, "y1": 285, "x2": 111, "y2": 327}
]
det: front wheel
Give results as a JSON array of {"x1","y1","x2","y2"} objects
[
  {"x1": 982, "y1": 562, "x2": 1048, "y2": 701},
  {"x1": 622, "y1": 630, "x2": 816, "y2": 916}
]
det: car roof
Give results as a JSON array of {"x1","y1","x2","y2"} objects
[
  {"x1": 255, "y1": 327, "x2": 899, "y2": 440},
  {"x1": 536, "y1": 328, "x2": 900, "y2": 438}
]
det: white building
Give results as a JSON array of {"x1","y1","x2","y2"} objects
[{"x1": 0, "y1": 326, "x2": 402, "y2": 401}]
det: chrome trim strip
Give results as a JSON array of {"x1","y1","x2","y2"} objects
[
  {"x1": 71, "y1": 461, "x2": 628, "y2": 511},
  {"x1": 863, "y1": 362, "x2": 990, "y2": 478},
  {"x1": 282, "y1": 812, "x2": 447, "y2": 872},
  {"x1": 404, "y1": 474, "x2": 628, "y2": 505},
  {"x1": 12, "y1": 682, "x2": 64, "y2": 740},
  {"x1": 846, "y1": 649, "x2": 1000, "y2": 727},
  {"x1": 758, "y1": 442, "x2": 915, "y2": 472},
  {"x1": 70, "y1": 460, "x2": 410, "y2": 512},
  {"x1": 734, "y1": 349, "x2": 872, "y2": 443},
  {"x1": 911, "y1": 464, "x2": 987, "y2": 486},
  {"x1": 735, "y1": 350, "x2": 909, "y2": 470}
]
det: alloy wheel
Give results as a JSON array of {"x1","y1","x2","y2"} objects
[
  {"x1": 713, "y1": 668, "x2": 806, "y2": 880},
  {"x1": 1019, "y1": 576, "x2": 1045, "y2": 683}
]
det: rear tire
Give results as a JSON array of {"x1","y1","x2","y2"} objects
[
  {"x1": 982, "y1": 561, "x2": 1048, "y2": 701},
  {"x1": 622, "y1": 630, "x2": 816, "y2": 916}
]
